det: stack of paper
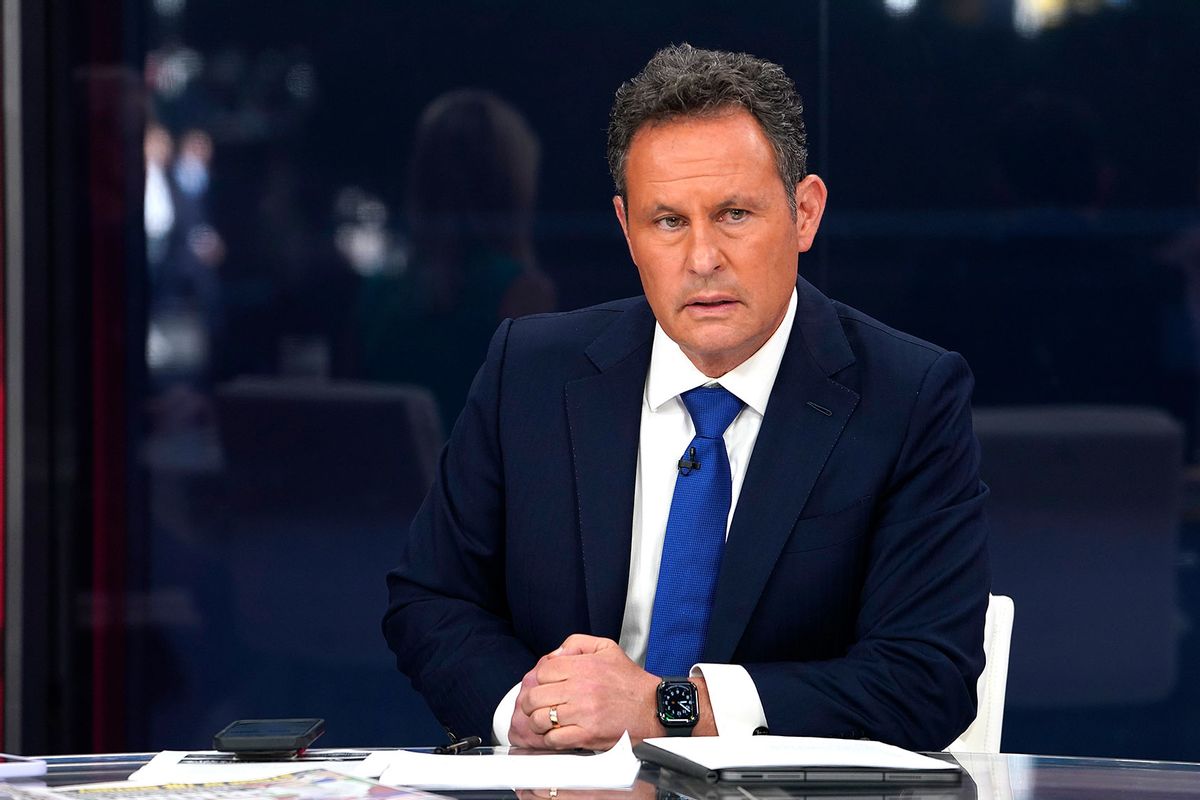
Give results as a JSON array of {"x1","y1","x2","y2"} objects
[{"x1": 377, "y1": 733, "x2": 642, "y2": 789}]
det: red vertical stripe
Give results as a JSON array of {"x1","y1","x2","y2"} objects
[
  {"x1": 88, "y1": 78, "x2": 128, "y2": 751},
  {"x1": 88, "y1": 77, "x2": 128, "y2": 751},
  {"x1": 85, "y1": 14, "x2": 130, "y2": 748}
]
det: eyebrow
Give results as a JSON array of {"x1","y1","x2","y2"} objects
[{"x1": 645, "y1": 196, "x2": 761, "y2": 216}]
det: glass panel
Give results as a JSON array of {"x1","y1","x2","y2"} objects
[
  {"x1": 824, "y1": 0, "x2": 1200, "y2": 760},
  {"x1": 131, "y1": 0, "x2": 827, "y2": 749},
  {"x1": 52, "y1": 0, "x2": 1200, "y2": 758}
]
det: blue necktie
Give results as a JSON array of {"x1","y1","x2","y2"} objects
[{"x1": 644, "y1": 385, "x2": 745, "y2": 677}]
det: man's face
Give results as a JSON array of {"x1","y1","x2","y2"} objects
[{"x1": 614, "y1": 109, "x2": 826, "y2": 377}]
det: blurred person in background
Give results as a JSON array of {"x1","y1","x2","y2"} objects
[
  {"x1": 357, "y1": 89, "x2": 556, "y2": 427},
  {"x1": 146, "y1": 124, "x2": 226, "y2": 395}
]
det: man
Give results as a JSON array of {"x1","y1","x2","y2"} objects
[{"x1": 384, "y1": 44, "x2": 988, "y2": 752}]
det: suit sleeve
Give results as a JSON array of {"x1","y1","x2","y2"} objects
[
  {"x1": 744, "y1": 350, "x2": 990, "y2": 751},
  {"x1": 382, "y1": 319, "x2": 537, "y2": 740}
]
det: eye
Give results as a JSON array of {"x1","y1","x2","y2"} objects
[
  {"x1": 723, "y1": 208, "x2": 749, "y2": 222},
  {"x1": 655, "y1": 215, "x2": 685, "y2": 230}
]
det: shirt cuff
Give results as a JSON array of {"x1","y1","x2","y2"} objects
[
  {"x1": 492, "y1": 681, "x2": 522, "y2": 746},
  {"x1": 692, "y1": 663, "x2": 768, "y2": 736}
]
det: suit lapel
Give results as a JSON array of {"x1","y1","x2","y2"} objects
[
  {"x1": 704, "y1": 277, "x2": 860, "y2": 662},
  {"x1": 565, "y1": 302, "x2": 656, "y2": 641}
]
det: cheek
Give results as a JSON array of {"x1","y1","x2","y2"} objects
[
  {"x1": 632, "y1": 265, "x2": 667, "y2": 318},
  {"x1": 760, "y1": 239, "x2": 800, "y2": 291},
  {"x1": 632, "y1": 251, "x2": 676, "y2": 298}
]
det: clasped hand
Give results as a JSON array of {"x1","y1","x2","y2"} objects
[{"x1": 507, "y1": 634, "x2": 665, "y2": 750}]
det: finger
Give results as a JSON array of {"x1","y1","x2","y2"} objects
[
  {"x1": 508, "y1": 711, "x2": 548, "y2": 750},
  {"x1": 510, "y1": 689, "x2": 550, "y2": 749},
  {"x1": 548, "y1": 724, "x2": 621, "y2": 752},
  {"x1": 536, "y1": 648, "x2": 618, "y2": 684},
  {"x1": 509, "y1": 727, "x2": 547, "y2": 749},
  {"x1": 543, "y1": 643, "x2": 586, "y2": 659},
  {"x1": 514, "y1": 671, "x2": 538, "y2": 713},
  {"x1": 542, "y1": 723, "x2": 588, "y2": 751},
  {"x1": 525, "y1": 652, "x2": 561, "y2": 690},
  {"x1": 532, "y1": 652, "x2": 573, "y2": 686},
  {"x1": 534, "y1": 701, "x2": 574, "y2": 735},
  {"x1": 529, "y1": 652, "x2": 575, "y2": 686},
  {"x1": 522, "y1": 682, "x2": 571, "y2": 715},
  {"x1": 534, "y1": 653, "x2": 574, "y2": 684},
  {"x1": 559, "y1": 633, "x2": 617, "y2": 654}
]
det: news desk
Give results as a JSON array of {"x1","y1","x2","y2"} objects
[{"x1": 27, "y1": 749, "x2": 1200, "y2": 800}]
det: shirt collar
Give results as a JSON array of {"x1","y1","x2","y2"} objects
[{"x1": 645, "y1": 287, "x2": 798, "y2": 417}]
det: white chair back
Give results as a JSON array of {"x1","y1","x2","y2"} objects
[{"x1": 946, "y1": 594, "x2": 1015, "y2": 753}]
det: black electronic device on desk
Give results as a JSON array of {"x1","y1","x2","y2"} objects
[{"x1": 213, "y1": 718, "x2": 326, "y2": 760}]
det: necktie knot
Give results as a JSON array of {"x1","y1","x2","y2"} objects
[{"x1": 681, "y1": 386, "x2": 744, "y2": 440}]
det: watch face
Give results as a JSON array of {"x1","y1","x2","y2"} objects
[{"x1": 658, "y1": 682, "x2": 699, "y2": 725}]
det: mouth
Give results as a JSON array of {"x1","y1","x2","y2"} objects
[{"x1": 683, "y1": 295, "x2": 739, "y2": 313}]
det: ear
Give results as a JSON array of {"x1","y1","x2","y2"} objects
[
  {"x1": 613, "y1": 195, "x2": 630, "y2": 238},
  {"x1": 613, "y1": 195, "x2": 635, "y2": 258},
  {"x1": 793, "y1": 175, "x2": 828, "y2": 253}
]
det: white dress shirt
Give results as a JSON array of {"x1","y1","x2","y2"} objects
[{"x1": 492, "y1": 289, "x2": 798, "y2": 744}]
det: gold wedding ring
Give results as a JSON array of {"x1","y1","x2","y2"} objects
[{"x1": 548, "y1": 705, "x2": 560, "y2": 728}]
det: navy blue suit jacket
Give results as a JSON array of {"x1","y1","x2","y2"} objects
[{"x1": 384, "y1": 276, "x2": 989, "y2": 751}]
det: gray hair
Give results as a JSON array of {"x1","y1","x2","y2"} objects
[{"x1": 606, "y1": 43, "x2": 808, "y2": 215}]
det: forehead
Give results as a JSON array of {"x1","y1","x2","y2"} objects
[{"x1": 624, "y1": 110, "x2": 778, "y2": 204}]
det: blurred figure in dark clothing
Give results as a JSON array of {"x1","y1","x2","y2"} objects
[{"x1": 357, "y1": 89, "x2": 556, "y2": 427}]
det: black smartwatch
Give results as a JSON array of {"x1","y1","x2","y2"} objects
[{"x1": 656, "y1": 677, "x2": 700, "y2": 736}]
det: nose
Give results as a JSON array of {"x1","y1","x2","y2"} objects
[{"x1": 684, "y1": 220, "x2": 721, "y2": 276}]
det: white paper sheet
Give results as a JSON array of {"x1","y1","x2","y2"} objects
[
  {"x1": 127, "y1": 750, "x2": 392, "y2": 783},
  {"x1": 640, "y1": 735, "x2": 957, "y2": 771},
  {"x1": 376, "y1": 732, "x2": 641, "y2": 789}
]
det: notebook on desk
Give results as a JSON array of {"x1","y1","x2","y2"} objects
[{"x1": 635, "y1": 736, "x2": 963, "y2": 786}]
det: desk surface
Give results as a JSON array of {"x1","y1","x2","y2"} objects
[{"x1": 25, "y1": 750, "x2": 1200, "y2": 799}]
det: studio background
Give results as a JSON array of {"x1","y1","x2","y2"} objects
[{"x1": 5, "y1": 0, "x2": 1200, "y2": 759}]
